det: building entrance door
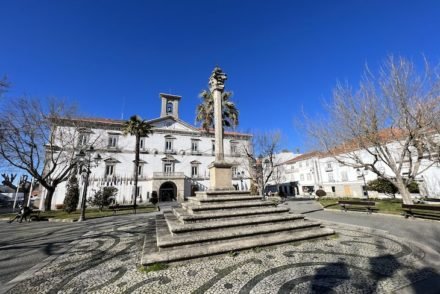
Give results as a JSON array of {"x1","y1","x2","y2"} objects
[
  {"x1": 343, "y1": 185, "x2": 352, "y2": 197},
  {"x1": 159, "y1": 181, "x2": 177, "y2": 202}
]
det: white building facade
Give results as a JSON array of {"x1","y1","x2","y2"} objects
[
  {"x1": 280, "y1": 147, "x2": 440, "y2": 198},
  {"x1": 49, "y1": 94, "x2": 252, "y2": 208}
]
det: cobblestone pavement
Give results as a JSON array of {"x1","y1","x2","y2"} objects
[{"x1": 4, "y1": 217, "x2": 440, "y2": 294}]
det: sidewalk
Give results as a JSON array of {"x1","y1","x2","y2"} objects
[{"x1": 286, "y1": 200, "x2": 440, "y2": 253}]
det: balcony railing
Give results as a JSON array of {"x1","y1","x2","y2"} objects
[
  {"x1": 164, "y1": 149, "x2": 177, "y2": 154},
  {"x1": 153, "y1": 172, "x2": 185, "y2": 178}
]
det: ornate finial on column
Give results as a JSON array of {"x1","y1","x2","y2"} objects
[{"x1": 209, "y1": 67, "x2": 228, "y2": 92}]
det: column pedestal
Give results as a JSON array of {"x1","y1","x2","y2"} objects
[{"x1": 208, "y1": 161, "x2": 234, "y2": 191}]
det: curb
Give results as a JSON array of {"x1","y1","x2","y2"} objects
[
  {"x1": 48, "y1": 218, "x2": 76, "y2": 223},
  {"x1": 322, "y1": 208, "x2": 440, "y2": 223}
]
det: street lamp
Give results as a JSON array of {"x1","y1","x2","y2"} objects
[
  {"x1": 76, "y1": 146, "x2": 101, "y2": 222},
  {"x1": 356, "y1": 168, "x2": 369, "y2": 199}
]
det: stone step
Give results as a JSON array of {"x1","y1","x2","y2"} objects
[
  {"x1": 142, "y1": 227, "x2": 335, "y2": 265},
  {"x1": 195, "y1": 190, "x2": 251, "y2": 198},
  {"x1": 158, "y1": 219, "x2": 322, "y2": 248},
  {"x1": 173, "y1": 206, "x2": 291, "y2": 222},
  {"x1": 164, "y1": 211, "x2": 305, "y2": 233},
  {"x1": 187, "y1": 195, "x2": 263, "y2": 204},
  {"x1": 182, "y1": 200, "x2": 275, "y2": 212}
]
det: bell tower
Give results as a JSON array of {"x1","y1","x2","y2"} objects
[{"x1": 160, "y1": 93, "x2": 181, "y2": 119}]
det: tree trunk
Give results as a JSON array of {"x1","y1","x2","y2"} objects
[
  {"x1": 395, "y1": 180, "x2": 413, "y2": 205},
  {"x1": 44, "y1": 187, "x2": 55, "y2": 211},
  {"x1": 133, "y1": 134, "x2": 140, "y2": 214}
]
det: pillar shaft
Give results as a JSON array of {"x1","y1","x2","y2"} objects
[{"x1": 213, "y1": 89, "x2": 224, "y2": 162}]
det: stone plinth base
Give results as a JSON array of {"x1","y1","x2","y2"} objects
[{"x1": 208, "y1": 161, "x2": 234, "y2": 191}]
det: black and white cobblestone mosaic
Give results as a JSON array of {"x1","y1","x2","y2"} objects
[{"x1": 6, "y1": 221, "x2": 440, "y2": 293}]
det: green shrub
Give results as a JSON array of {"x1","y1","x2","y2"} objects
[
  {"x1": 367, "y1": 178, "x2": 398, "y2": 195},
  {"x1": 88, "y1": 187, "x2": 118, "y2": 211},
  {"x1": 63, "y1": 172, "x2": 79, "y2": 213},
  {"x1": 315, "y1": 189, "x2": 326, "y2": 197},
  {"x1": 407, "y1": 181, "x2": 420, "y2": 193},
  {"x1": 150, "y1": 191, "x2": 158, "y2": 205}
]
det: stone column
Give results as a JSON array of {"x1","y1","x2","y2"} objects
[
  {"x1": 207, "y1": 67, "x2": 234, "y2": 191},
  {"x1": 209, "y1": 68, "x2": 226, "y2": 162}
]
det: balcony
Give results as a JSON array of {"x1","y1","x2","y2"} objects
[
  {"x1": 153, "y1": 172, "x2": 185, "y2": 179},
  {"x1": 325, "y1": 166, "x2": 333, "y2": 172},
  {"x1": 164, "y1": 149, "x2": 177, "y2": 155}
]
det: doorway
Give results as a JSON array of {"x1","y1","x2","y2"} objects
[{"x1": 159, "y1": 181, "x2": 177, "y2": 202}]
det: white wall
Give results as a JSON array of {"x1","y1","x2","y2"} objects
[{"x1": 48, "y1": 117, "x2": 252, "y2": 208}]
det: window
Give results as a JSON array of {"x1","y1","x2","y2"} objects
[
  {"x1": 232, "y1": 166, "x2": 238, "y2": 177},
  {"x1": 136, "y1": 186, "x2": 142, "y2": 198},
  {"x1": 164, "y1": 163, "x2": 173, "y2": 174},
  {"x1": 165, "y1": 139, "x2": 173, "y2": 152},
  {"x1": 138, "y1": 165, "x2": 143, "y2": 176},
  {"x1": 191, "y1": 165, "x2": 198, "y2": 177},
  {"x1": 140, "y1": 138, "x2": 145, "y2": 150},
  {"x1": 300, "y1": 174, "x2": 304, "y2": 181},
  {"x1": 299, "y1": 162, "x2": 302, "y2": 168},
  {"x1": 166, "y1": 101, "x2": 173, "y2": 114},
  {"x1": 191, "y1": 140, "x2": 199, "y2": 152},
  {"x1": 77, "y1": 133, "x2": 89, "y2": 147},
  {"x1": 327, "y1": 162, "x2": 332, "y2": 169},
  {"x1": 306, "y1": 173, "x2": 311, "y2": 181},
  {"x1": 230, "y1": 141, "x2": 238, "y2": 156},
  {"x1": 341, "y1": 171, "x2": 348, "y2": 181},
  {"x1": 331, "y1": 186, "x2": 336, "y2": 193},
  {"x1": 306, "y1": 160, "x2": 309, "y2": 167},
  {"x1": 108, "y1": 135, "x2": 118, "y2": 148},
  {"x1": 212, "y1": 140, "x2": 215, "y2": 154},
  {"x1": 328, "y1": 172, "x2": 334, "y2": 182},
  {"x1": 105, "y1": 165, "x2": 115, "y2": 177}
]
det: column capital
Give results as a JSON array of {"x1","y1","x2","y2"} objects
[{"x1": 209, "y1": 66, "x2": 227, "y2": 92}]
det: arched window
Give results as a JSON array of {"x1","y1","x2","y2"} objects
[{"x1": 166, "y1": 101, "x2": 173, "y2": 114}]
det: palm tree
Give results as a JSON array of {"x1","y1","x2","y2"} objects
[
  {"x1": 196, "y1": 90, "x2": 239, "y2": 132},
  {"x1": 122, "y1": 115, "x2": 153, "y2": 213}
]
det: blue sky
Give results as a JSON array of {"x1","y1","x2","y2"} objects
[{"x1": 1, "y1": 0, "x2": 440, "y2": 152}]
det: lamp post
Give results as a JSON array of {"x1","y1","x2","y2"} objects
[
  {"x1": 13, "y1": 175, "x2": 28, "y2": 212},
  {"x1": 76, "y1": 146, "x2": 102, "y2": 222},
  {"x1": 356, "y1": 168, "x2": 369, "y2": 199}
]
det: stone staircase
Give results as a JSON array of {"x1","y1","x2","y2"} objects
[{"x1": 141, "y1": 191, "x2": 334, "y2": 265}]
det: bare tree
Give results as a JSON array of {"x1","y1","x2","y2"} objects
[
  {"x1": 305, "y1": 56, "x2": 440, "y2": 204},
  {"x1": 0, "y1": 96, "x2": 100, "y2": 210},
  {"x1": 242, "y1": 131, "x2": 282, "y2": 196},
  {"x1": 0, "y1": 75, "x2": 8, "y2": 95}
]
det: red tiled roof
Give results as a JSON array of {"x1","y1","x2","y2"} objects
[
  {"x1": 321, "y1": 128, "x2": 407, "y2": 157},
  {"x1": 55, "y1": 117, "x2": 252, "y2": 137},
  {"x1": 284, "y1": 128, "x2": 408, "y2": 162},
  {"x1": 200, "y1": 128, "x2": 252, "y2": 137},
  {"x1": 66, "y1": 117, "x2": 125, "y2": 125},
  {"x1": 283, "y1": 151, "x2": 321, "y2": 164}
]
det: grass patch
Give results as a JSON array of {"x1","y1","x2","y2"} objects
[
  {"x1": 328, "y1": 233, "x2": 339, "y2": 240},
  {"x1": 318, "y1": 197, "x2": 404, "y2": 215},
  {"x1": 228, "y1": 250, "x2": 239, "y2": 257},
  {"x1": 252, "y1": 246, "x2": 263, "y2": 253},
  {"x1": 140, "y1": 263, "x2": 169, "y2": 273},
  {"x1": 3, "y1": 205, "x2": 156, "y2": 221}
]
